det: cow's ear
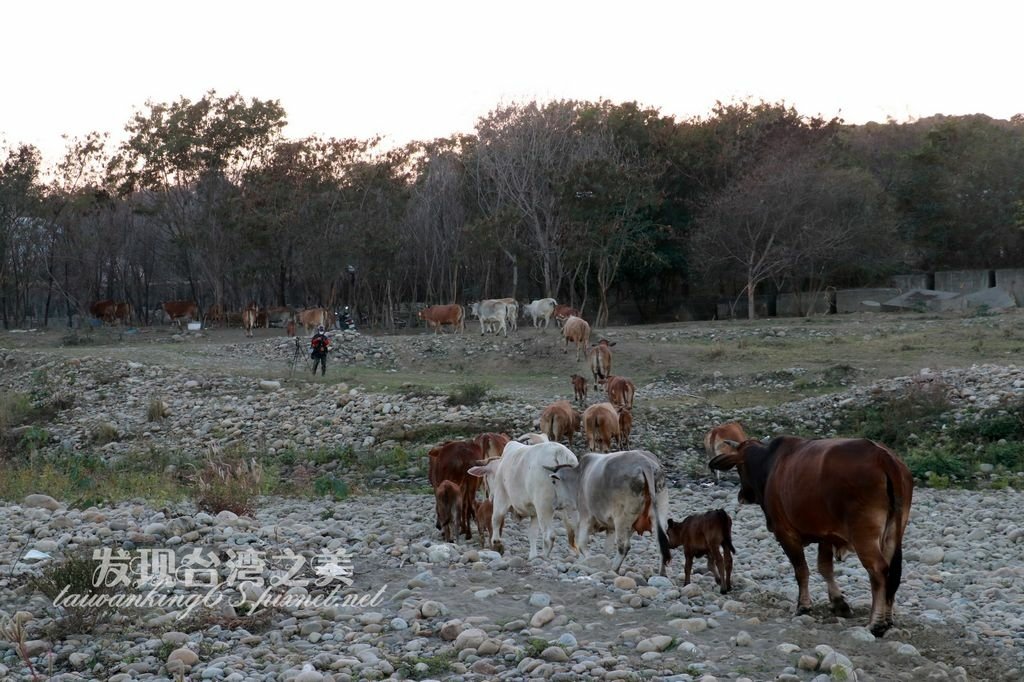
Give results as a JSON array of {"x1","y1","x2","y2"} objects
[
  {"x1": 427, "y1": 449, "x2": 439, "y2": 458},
  {"x1": 708, "y1": 452, "x2": 742, "y2": 471},
  {"x1": 467, "y1": 466, "x2": 489, "y2": 477},
  {"x1": 609, "y1": 341, "x2": 616, "y2": 347}
]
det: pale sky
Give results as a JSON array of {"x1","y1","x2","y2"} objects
[{"x1": 3, "y1": 0, "x2": 1020, "y2": 166}]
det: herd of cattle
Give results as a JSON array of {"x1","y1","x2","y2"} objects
[
  {"x1": 90, "y1": 294, "x2": 915, "y2": 637},
  {"x1": 425, "y1": 320, "x2": 915, "y2": 638}
]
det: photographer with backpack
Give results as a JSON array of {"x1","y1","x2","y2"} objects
[{"x1": 310, "y1": 325, "x2": 331, "y2": 376}]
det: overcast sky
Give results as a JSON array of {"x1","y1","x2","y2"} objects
[{"x1": 3, "y1": 0, "x2": 1020, "y2": 165}]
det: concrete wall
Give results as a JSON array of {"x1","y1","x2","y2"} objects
[
  {"x1": 776, "y1": 292, "x2": 830, "y2": 317},
  {"x1": 995, "y1": 269, "x2": 1024, "y2": 305},
  {"x1": 835, "y1": 288, "x2": 901, "y2": 313},
  {"x1": 933, "y1": 269, "x2": 991, "y2": 294},
  {"x1": 891, "y1": 274, "x2": 930, "y2": 291}
]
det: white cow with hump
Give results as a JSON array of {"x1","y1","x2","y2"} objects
[
  {"x1": 470, "y1": 299, "x2": 510, "y2": 337},
  {"x1": 468, "y1": 434, "x2": 578, "y2": 558},
  {"x1": 524, "y1": 298, "x2": 557, "y2": 329}
]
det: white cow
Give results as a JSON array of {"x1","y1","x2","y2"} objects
[
  {"x1": 524, "y1": 298, "x2": 557, "y2": 330},
  {"x1": 468, "y1": 434, "x2": 578, "y2": 558},
  {"x1": 496, "y1": 297, "x2": 519, "y2": 332},
  {"x1": 471, "y1": 299, "x2": 509, "y2": 337},
  {"x1": 548, "y1": 450, "x2": 672, "y2": 575}
]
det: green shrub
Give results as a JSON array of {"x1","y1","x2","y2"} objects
[
  {"x1": 982, "y1": 441, "x2": 1024, "y2": 469},
  {"x1": 839, "y1": 382, "x2": 951, "y2": 449},
  {"x1": 313, "y1": 476, "x2": 350, "y2": 500},
  {"x1": 903, "y1": 444, "x2": 969, "y2": 480},
  {"x1": 27, "y1": 551, "x2": 116, "y2": 634},
  {"x1": 446, "y1": 383, "x2": 490, "y2": 407}
]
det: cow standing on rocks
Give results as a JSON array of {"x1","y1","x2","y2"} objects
[
  {"x1": 435, "y1": 481, "x2": 462, "y2": 543},
  {"x1": 588, "y1": 339, "x2": 615, "y2": 391}
]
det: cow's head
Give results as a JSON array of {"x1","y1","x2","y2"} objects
[
  {"x1": 544, "y1": 462, "x2": 581, "y2": 545},
  {"x1": 517, "y1": 432, "x2": 548, "y2": 445},
  {"x1": 592, "y1": 339, "x2": 616, "y2": 348},
  {"x1": 709, "y1": 439, "x2": 764, "y2": 505}
]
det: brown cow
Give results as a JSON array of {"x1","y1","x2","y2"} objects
[
  {"x1": 582, "y1": 402, "x2": 619, "y2": 453},
  {"x1": 89, "y1": 299, "x2": 116, "y2": 324},
  {"x1": 205, "y1": 303, "x2": 224, "y2": 327},
  {"x1": 298, "y1": 307, "x2": 329, "y2": 334},
  {"x1": 606, "y1": 375, "x2": 635, "y2": 410},
  {"x1": 709, "y1": 436, "x2": 913, "y2": 636},
  {"x1": 264, "y1": 306, "x2": 295, "y2": 328},
  {"x1": 666, "y1": 509, "x2": 735, "y2": 594},
  {"x1": 588, "y1": 339, "x2": 615, "y2": 390},
  {"x1": 562, "y1": 316, "x2": 591, "y2": 362},
  {"x1": 418, "y1": 304, "x2": 465, "y2": 335},
  {"x1": 242, "y1": 303, "x2": 258, "y2": 337},
  {"x1": 704, "y1": 421, "x2": 748, "y2": 483},
  {"x1": 539, "y1": 400, "x2": 581, "y2": 446},
  {"x1": 114, "y1": 302, "x2": 132, "y2": 326},
  {"x1": 474, "y1": 432, "x2": 510, "y2": 460},
  {"x1": 435, "y1": 480, "x2": 462, "y2": 543},
  {"x1": 617, "y1": 407, "x2": 633, "y2": 450},
  {"x1": 161, "y1": 300, "x2": 198, "y2": 327},
  {"x1": 570, "y1": 374, "x2": 588, "y2": 403},
  {"x1": 553, "y1": 304, "x2": 580, "y2": 328},
  {"x1": 427, "y1": 440, "x2": 484, "y2": 540}
]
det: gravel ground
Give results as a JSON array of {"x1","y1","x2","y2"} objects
[{"x1": 0, "y1": 322, "x2": 1022, "y2": 680}]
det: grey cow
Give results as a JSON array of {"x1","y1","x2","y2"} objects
[{"x1": 547, "y1": 450, "x2": 672, "y2": 576}]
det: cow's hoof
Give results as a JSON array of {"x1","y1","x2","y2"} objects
[
  {"x1": 796, "y1": 604, "x2": 813, "y2": 616},
  {"x1": 493, "y1": 541, "x2": 504, "y2": 555},
  {"x1": 869, "y1": 619, "x2": 892, "y2": 638},
  {"x1": 720, "y1": 586, "x2": 731, "y2": 595},
  {"x1": 830, "y1": 596, "x2": 852, "y2": 617}
]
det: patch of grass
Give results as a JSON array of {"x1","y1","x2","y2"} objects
[
  {"x1": 313, "y1": 476, "x2": 350, "y2": 500},
  {"x1": 90, "y1": 422, "x2": 120, "y2": 445},
  {"x1": 838, "y1": 380, "x2": 951, "y2": 449},
  {"x1": 147, "y1": 398, "x2": 168, "y2": 422},
  {"x1": 446, "y1": 382, "x2": 490, "y2": 406},
  {"x1": 27, "y1": 550, "x2": 116, "y2": 635},
  {"x1": 193, "y1": 452, "x2": 264, "y2": 516},
  {"x1": 376, "y1": 420, "x2": 513, "y2": 444},
  {"x1": 399, "y1": 651, "x2": 456, "y2": 680},
  {"x1": 61, "y1": 330, "x2": 95, "y2": 346}
]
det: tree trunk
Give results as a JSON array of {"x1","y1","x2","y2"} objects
[{"x1": 747, "y1": 277, "x2": 756, "y2": 320}]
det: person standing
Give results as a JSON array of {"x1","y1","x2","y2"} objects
[{"x1": 310, "y1": 325, "x2": 331, "y2": 376}]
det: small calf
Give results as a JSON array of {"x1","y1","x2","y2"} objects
[
  {"x1": 666, "y1": 509, "x2": 735, "y2": 594},
  {"x1": 435, "y1": 480, "x2": 462, "y2": 543},
  {"x1": 472, "y1": 498, "x2": 506, "y2": 548},
  {"x1": 570, "y1": 374, "x2": 588, "y2": 403},
  {"x1": 617, "y1": 407, "x2": 633, "y2": 449}
]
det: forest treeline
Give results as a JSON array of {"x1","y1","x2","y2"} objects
[{"x1": 1, "y1": 92, "x2": 1022, "y2": 328}]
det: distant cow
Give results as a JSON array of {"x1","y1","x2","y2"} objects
[
  {"x1": 570, "y1": 374, "x2": 588, "y2": 403},
  {"x1": 605, "y1": 376, "x2": 635, "y2": 410},
  {"x1": 553, "y1": 305, "x2": 580, "y2": 328},
  {"x1": 495, "y1": 297, "x2": 519, "y2": 332},
  {"x1": 588, "y1": 339, "x2": 615, "y2": 390},
  {"x1": 435, "y1": 480, "x2": 462, "y2": 543},
  {"x1": 470, "y1": 300, "x2": 509, "y2": 337},
  {"x1": 540, "y1": 400, "x2": 581, "y2": 446},
  {"x1": 242, "y1": 303, "x2": 258, "y2": 337},
  {"x1": 264, "y1": 306, "x2": 295, "y2": 328},
  {"x1": 709, "y1": 436, "x2": 913, "y2": 636},
  {"x1": 428, "y1": 440, "x2": 484, "y2": 540},
  {"x1": 468, "y1": 435, "x2": 578, "y2": 558},
  {"x1": 582, "y1": 402, "x2": 620, "y2": 453},
  {"x1": 205, "y1": 303, "x2": 224, "y2": 327},
  {"x1": 417, "y1": 304, "x2": 464, "y2": 335},
  {"x1": 562, "y1": 316, "x2": 591, "y2": 361},
  {"x1": 474, "y1": 432, "x2": 510, "y2": 461},
  {"x1": 666, "y1": 509, "x2": 735, "y2": 594},
  {"x1": 704, "y1": 421, "x2": 748, "y2": 483},
  {"x1": 89, "y1": 299, "x2": 116, "y2": 324},
  {"x1": 548, "y1": 449, "x2": 671, "y2": 575},
  {"x1": 298, "y1": 307, "x2": 330, "y2": 334},
  {"x1": 114, "y1": 302, "x2": 132, "y2": 326},
  {"x1": 524, "y1": 298, "x2": 557, "y2": 330},
  {"x1": 161, "y1": 300, "x2": 198, "y2": 327}
]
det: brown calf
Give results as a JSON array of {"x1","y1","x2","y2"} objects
[
  {"x1": 704, "y1": 421, "x2": 748, "y2": 482},
  {"x1": 617, "y1": 407, "x2": 633, "y2": 449},
  {"x1": 435, "y1": 480, "x2": 462, "y2": 543},
  {"x1": 666, "y1": 509, "x2": 735, "y2": 594},
  {"x1": 588, "y1": 339, "x2": 615, "y2": 390},
  {"x1": 605, "y1": 375, "x2": 635, "y2": 410},
  {"x1": 582, "y1": 402, "x2": 619, "y2": 453},
  {"x1": 570, "y1": 374, "x2": 588, "y2": 403},
  {"x1": 540, "y1": 400, "x2": 581, "y2": 446}
]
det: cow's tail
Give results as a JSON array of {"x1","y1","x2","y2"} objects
[
  {"x1": 878, "y1": 445, "x2": 912, "y2": 602},
  {"x1": 644, "y1": 470, "x2": 671, "y2": 568},
  {"x1": 717, "y1": 509, "x2": 736, "y2": 555}
]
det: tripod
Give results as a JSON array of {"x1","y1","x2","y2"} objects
[{"x1": 289, "y1": 336, "x2": 310, "y2": 377}]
